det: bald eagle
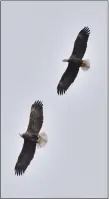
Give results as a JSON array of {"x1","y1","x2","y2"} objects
[
  {"x1": 15, "y1": 101, "x2": 48, "y2": 176},
  {"x1": 57, "y1": 27, "x2": 90, "y2": 95}
]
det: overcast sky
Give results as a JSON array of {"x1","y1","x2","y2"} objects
[{"x1": 1, "y1": 1, "x2": 108, "y2": 198}]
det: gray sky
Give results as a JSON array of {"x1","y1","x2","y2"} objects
[{"x1": 1, "y1": 1, "x2": 107, "y2": 198}]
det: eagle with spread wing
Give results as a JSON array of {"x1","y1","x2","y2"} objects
[
  {"x1": 15, "y1": 100, "x2": 48, "y2": 176},
  {"x1": 57, "y1": 27, "x2": 90, "y2": 95}
]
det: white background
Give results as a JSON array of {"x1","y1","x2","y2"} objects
[{"x1": 1, "y1": 1, "x2": 107, "y2": 198}]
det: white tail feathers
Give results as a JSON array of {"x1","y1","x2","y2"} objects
[
  {"x1": 81, "y1": 59, "x2": 90, "y2": 71},
  {"x1": 37, "y1": 132, "x2": 48, "y2": 149}
]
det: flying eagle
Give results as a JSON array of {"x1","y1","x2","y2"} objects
[
  {"x1": 57, "y1": 27, "x2": 90, "y2": 95},
  {"x1": 15, "y1": 101, "x2": 48, "y2": 176}
]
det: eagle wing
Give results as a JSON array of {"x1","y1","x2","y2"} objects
[
  {"x1": 71, "y1": 27, "x2": 90, "y2": 59},
  {"x1": 15, "y1": 139, "x2": 36, "y2": 175},
  {"x1": 57, "y1": 62, "x2": 79, "y2": 95},
  {"x1": 27, "y1": 100, "x2": 43, "y2": 135}
]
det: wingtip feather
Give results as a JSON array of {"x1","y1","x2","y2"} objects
[
  {"x1": 15, "y1": 164, "x2": 25, "y2": 176},
  {"x1": 82, "y1": 26, "x2": 90, "y2": 35},
  {"x1": 57, "y1": 82, "x2": 66, "y2": 95},
  {"x1": 32, "y1": 100, "x2": 43, "y2": 109}
]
